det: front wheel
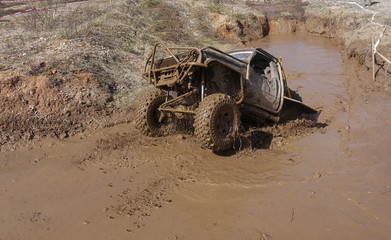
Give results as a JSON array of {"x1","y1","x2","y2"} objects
[
  {"x1": 194, "y1": 93, "x2": 241, "y2": 151},
  {"x1": 135, "y1": 89, "x2": 169, "y2": 136}
]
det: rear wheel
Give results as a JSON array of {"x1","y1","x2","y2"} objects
[
  {"x1": 135, "y1": 90, "x2": 169, "y2": 136},
  {"x1": 194, "y1": 93, "x2": 240, "y2": 151}
]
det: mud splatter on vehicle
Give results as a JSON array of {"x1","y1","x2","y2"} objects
[{"x1": 135, "y1": 42, "x2": 316, "y2": 151}]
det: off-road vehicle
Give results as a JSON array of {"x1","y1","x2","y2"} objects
[{"x1": 135, "y1": 42, "x2": 316, "y2": 151}]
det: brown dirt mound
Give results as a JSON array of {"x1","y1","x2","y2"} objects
[
  {"x1": 0, "y1": 64, "x2": 116, "y2": 150},
  {"x1": 214, "y1": 13, "x2": 270, "y2": 46}
]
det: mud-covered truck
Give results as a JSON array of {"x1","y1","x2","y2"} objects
[{"x1": 135, "y1": 42, "x2": 316, "y2": 151}]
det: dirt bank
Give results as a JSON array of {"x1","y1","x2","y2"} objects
[{"x1": 0, "y1": 64, "x2": 120, "y2": 150}]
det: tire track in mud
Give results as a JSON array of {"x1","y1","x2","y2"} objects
[
  {"x1": 72, "y1": 114, "x2": 327, "y2": 234},
  {"x1": 76, "y1": 130, "x2": 176, "y2": 232}
]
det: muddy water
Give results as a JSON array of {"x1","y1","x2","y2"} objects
[
  {"x1": 132, "y1": 34, "x2": 391, "y2": 239},
  {"x1": 1, "y1": 34, "x2": 391, "y2": 240},
  {"x1": 249, "y1": 34, "x2": 347, "y2": 108}
]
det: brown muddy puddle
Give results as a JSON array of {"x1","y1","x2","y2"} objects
[
  {"x1": 133, "y1": 34, "x2": 391, "y2": 239},
  {"x1": 249, "y1": 34, "x2": 347, "y2": 109},
  {"x1": 1, "y1": 34, "x2": 391, "y2": 240}
]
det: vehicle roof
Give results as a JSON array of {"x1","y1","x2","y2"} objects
[
  {"x1": 226, "y1": 47, "x2": 278, "y2": 63},
  {"x1": 226, "y1": 47, "x2": 257, "y2": 54}
]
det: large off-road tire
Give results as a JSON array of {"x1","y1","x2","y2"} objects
[
  {"x1": 194, "y1": 93, "x2": 241, "y2": 151},
  {"x1": 135, "y1": 89, "x2": 169, "y2": 136}
]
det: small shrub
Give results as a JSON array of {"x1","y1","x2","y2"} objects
[
  {"x1": 208, "y1": 0, "x2": 223, "y2": 14},
  {"x1": 150, "y1": 22, "x2": 163, "y2": 31},
  {"x1": 142, "y1": 0, "x2": 157, "y2": 7}
]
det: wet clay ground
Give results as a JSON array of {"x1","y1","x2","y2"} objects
[{"x1": 1, "y1": 34, "x2": 391, "y2": 239}]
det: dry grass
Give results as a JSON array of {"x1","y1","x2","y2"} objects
[{"x1": 0, "y1": 0, "x2": 239, "y2": 108}]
